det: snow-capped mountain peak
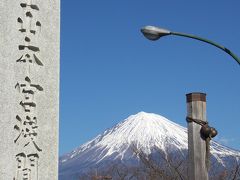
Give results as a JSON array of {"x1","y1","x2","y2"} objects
[
  {"x1": 61, "y1": 112, "x2": 188, "y2": 163},
  {"x1": 59, "y1": 112, "x2": 240, "y2": 179}
]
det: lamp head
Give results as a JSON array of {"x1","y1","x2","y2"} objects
[{"x1": 141, "y1": 26, "x2": 171, "y2": 41}]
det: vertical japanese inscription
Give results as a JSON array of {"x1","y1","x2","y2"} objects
[
  {"x1": 16, "y1": 2, "x2": 42, "y2": 66},
  {"x1": 14, "y1": 1, "x2": 43, "y2": 180}
]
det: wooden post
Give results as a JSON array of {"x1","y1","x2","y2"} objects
[{"x1": 186, "y1": 93, "x2": 208, "y2": 180}]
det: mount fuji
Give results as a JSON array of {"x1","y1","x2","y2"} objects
[{"x1": 59, "y1": 112, "x2": 240, "y2": 179}]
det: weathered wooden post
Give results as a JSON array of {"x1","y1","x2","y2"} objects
[{"x1": 186, "y1": 93, "x2": 208, "y2": 180}]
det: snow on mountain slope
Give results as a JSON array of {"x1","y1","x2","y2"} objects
[{"x1": 59, "y1": 112, "x2": 240, "y2": 179}]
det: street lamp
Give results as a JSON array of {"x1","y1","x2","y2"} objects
[
  {"x1": 141, "y1": 25, "x2": 240, "y2": 65},
  {"x1": 141, "y1": 25, "x2": 239, "y2": 180}
]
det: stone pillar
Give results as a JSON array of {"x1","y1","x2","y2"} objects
[{"x1": 0, "y1": 1, "x2": 60, "y2": 179}]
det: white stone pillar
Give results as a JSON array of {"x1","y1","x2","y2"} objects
[{"x1": 0, "y1": 0, "x2": 60, "y2": 179}]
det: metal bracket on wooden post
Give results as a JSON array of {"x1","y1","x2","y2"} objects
[{"x1": 186, "y1": 92, "x2": 208, "y2": 180}]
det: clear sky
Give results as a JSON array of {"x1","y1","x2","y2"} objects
[{"x1": 60, "y1": 0, "x2": 240, "y2": 155}]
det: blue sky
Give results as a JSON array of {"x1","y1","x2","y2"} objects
[{"x1": 60, "y1": 0, "x2": 240, "y2": 155}]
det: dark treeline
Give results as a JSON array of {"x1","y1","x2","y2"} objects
[{"x1": 78, "y1": 144, "x2": 240, "y2": 180}]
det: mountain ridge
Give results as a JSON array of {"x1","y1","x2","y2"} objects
[{"x1": 59, "y1": 112, "x2": 240, "y2": 179}]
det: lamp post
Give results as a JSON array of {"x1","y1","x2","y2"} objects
[
  {"x1": 141, "y1": 25, "x2": 240, "y2": 65},
  {"x1": 140, "y1": 25, "x2": 239, "y2": 180}
]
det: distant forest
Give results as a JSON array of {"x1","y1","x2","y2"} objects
[{"x1": 78, "y1": 145, "x2": 240, "y2": 180}]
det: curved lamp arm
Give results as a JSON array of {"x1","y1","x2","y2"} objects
[
  {"x1": 171, "y1": 31, "x2": 240, "y2": 65},
  {"x1": 141, "y1": 26, "x2": 240, "y2": 65}
]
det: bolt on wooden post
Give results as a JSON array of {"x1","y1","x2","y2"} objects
[{"x1": 186, "y1": 93, "x2": 208, "y2": 180}]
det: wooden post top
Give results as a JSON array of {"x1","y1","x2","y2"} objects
[{"x1": 186, "y1": 92, "x2": 206, "y2": 103}]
